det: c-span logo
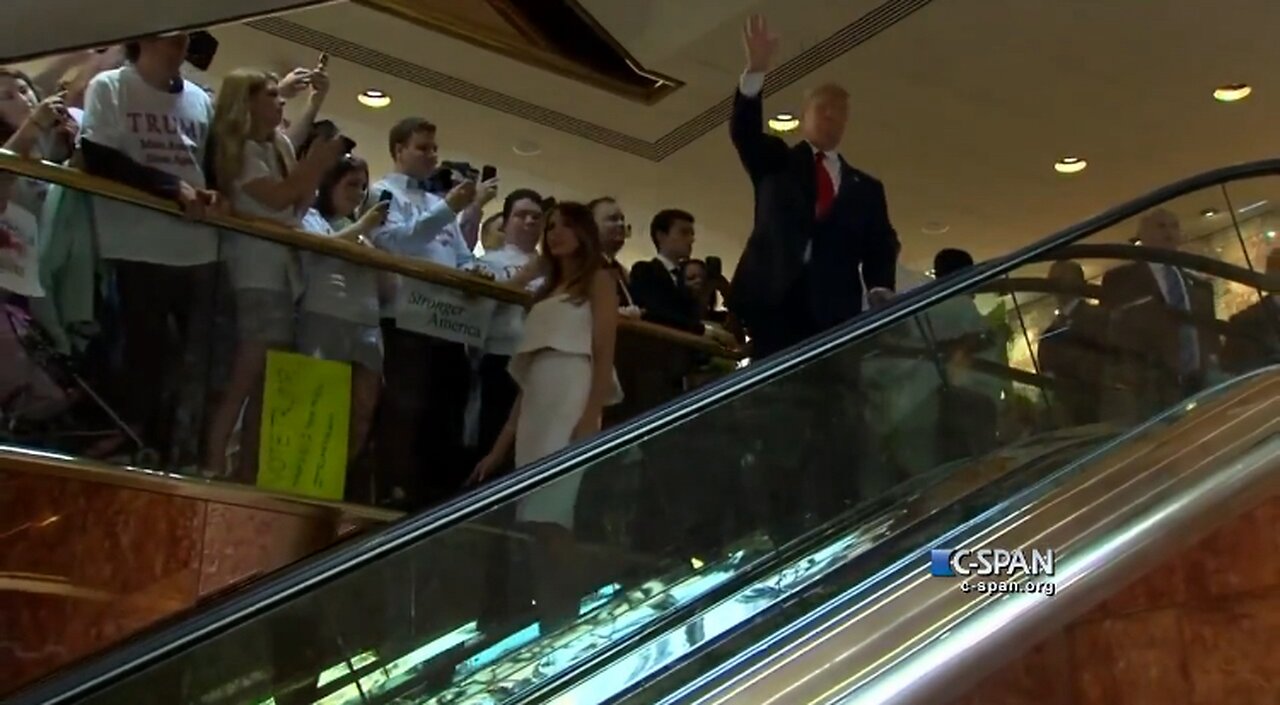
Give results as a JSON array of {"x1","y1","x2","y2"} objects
[{"x1": 928, "y1": 547, "x2": 1058, "y2": 596}]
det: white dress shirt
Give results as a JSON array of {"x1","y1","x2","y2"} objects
[
  {"x1": 1148, "y1": 262, "x2": 1201, "y2": 372},
  {"x1": 370, "y1": 172, "x2": 473, "y2": 268},
  {"x1": 655, "y1": 252, "x2": 681, "y2": 283},
  {"x1": 371, "y1": 172, "x2": 474, "y2": 318}
]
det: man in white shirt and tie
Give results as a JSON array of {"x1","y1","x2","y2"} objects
[
  {"x1": 1102, "y1": 208, "x2": 1220, "y2": 414},
  {"x1": 371, "y1": 116, "x2": 496, "y2": 507},
  {"x1": 628, "y1": 208, "x2": 705, "y2": 334}
]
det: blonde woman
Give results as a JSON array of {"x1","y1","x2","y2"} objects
[{"x1": 202, "y1": 67, "x2": 344, "y2": 477}]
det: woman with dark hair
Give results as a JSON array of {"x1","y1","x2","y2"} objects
[
  {"x1": 297, "y1": 156, "x2": 388, "y2": 462},
  {"x1": 471, "y1": 201, "x2": 621, "y2": 628},
  {"x1": 471, "y1": 202, "x2": 622, "y2": 509}
]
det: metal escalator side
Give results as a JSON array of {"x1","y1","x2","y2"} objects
[
  {"x1": 640, "y1": 367, "x2": 1280, "y2": 705},
  {"x1": 11, "y1": 158, "x2": 1280, "y2": 705}
]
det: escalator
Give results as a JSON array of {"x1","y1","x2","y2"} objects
[
  {"x1": 0, "y1": 148, "x2": 731, "y2": 696},
  {"x1": 9, "y1": 158, "x2": 1280, "y2": 705}
]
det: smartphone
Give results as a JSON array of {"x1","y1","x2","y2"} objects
[
  {"x1": 481, "y1": 164, "x2": 497, "y2": 182},
  {"x1": 317, "y1": 52, "x2": 330, "y2": 70},
  {"x1": 378, "y1": 190, "x2": 395, "y2": 204},
  {"x1": 186, "y1": 31, "x2": 219, "y2": 71},
  {"x1": 707, "y1": 255, "x2": 723, "y2": 280}
]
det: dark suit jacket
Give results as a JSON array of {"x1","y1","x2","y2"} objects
[
  {"x1": 1221, "y1": 297, "x2": 1280, "y2": 374},
  {"x1": 1101, "y1": 262, "x2": 1220, "y2": 383},
  {"x1": 1038, "y1": 301, "x2": 1111, "y2": 424},
  {"x1": 629, "y1": 258, "x2": 704, "y2": 334},
  {"x1": 726, "y1": 89, "x2": 898, "y2": 330}
]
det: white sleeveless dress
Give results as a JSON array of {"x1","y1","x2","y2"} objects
[{"x1": 510, "y1": 293, "x2": 623, "y2": 528}]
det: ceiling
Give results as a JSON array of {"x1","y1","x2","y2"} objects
[
  {"x1": 11, "y1": 0, "x2": 1280, "y2": 277},
  {"x1": 0, "y1": 0, "x2": 326, "y2": 62}
]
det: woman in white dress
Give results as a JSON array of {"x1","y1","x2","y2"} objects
[
  {"x1": 471, "y1": 201, "x2": 623, "y2": 520},
  {"x1": 470, "y1": 201, "x2": 621, "y2": 627}
]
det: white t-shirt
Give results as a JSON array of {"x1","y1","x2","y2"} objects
[
  {"x1": 79, "y1": 65, "x2": 218, "y2": 265},
  {"x1": 223, "y1": 137, "x2": 304, "y2": 294},
  {"x1": 299, "y1": 209, "x2": 380, "y2": 325},
  {"x1": 480, "y1": 244, "x2": 540, "y2": 356}
]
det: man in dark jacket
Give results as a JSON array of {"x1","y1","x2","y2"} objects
[{"x1": 728, "y1": 15, "x2": 899, "y2": 359}]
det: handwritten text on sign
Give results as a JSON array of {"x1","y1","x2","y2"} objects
[
  {"x1": 396, "y1": 280, "x2": 498, "y2": 346},
  {"x1": 257, "y1": 351, "x2": 351, "y2": 501},
  {"x1": 0, "y1": 206, "x2": 44, "y2": 298}
]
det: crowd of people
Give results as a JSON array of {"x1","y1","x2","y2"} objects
[
  {"x1": 3, "y1": 16, "x2": 1278, "y2": 530},
  {"x1": 0, "y1": 29, "x2": 754, "y2": 511}
]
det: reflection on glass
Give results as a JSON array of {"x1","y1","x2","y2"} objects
[{"x1": 60, "y1": 178, "x2": 1279, "y2": 705}]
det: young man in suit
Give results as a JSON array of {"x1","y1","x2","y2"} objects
[
  {"x1": 728, "y1": 15, "x2": 899, "y2": 359},
  {"x1": 629, "y1": 208, "x2": 705, "y2": 334},
  {"x1": 1101, "y1": 208, "x2": 1220, "y2": 416}
]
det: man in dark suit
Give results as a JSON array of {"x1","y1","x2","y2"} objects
[
  {"x1": 1101, "y1": 209, "x2": 1220, "y2": 415},
  {"x1": 630, "y1": 209, "x2": 705, "y2": 334},
  {"x1": 728, "y1": 15, "x2": 899, "y2": 359},
  {"x1": 1038, "y1": 260, "x2": 1111, "y2": 426},
  {"x1": 1221, "y1": 248, "x2": 1280, "y2": 375}
]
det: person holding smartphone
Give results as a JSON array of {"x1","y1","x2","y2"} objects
[
  {"x1": 297, "y1": 156, "x2": 389, "y2": 479},
  {"x1": 202, "y1": 65, "x2": 342, "y2": 477},
  {"x1": 369, "y1": 117, "x2": 498, "y2": 508}
]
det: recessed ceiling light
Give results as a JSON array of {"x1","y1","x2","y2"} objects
[
  {"x1": 921, "y1": 221, "x2": 950, "y2": 235},
  {"x1": 1200, "y1": 207, "x2": 1220, "y2": 218},
  {"x1": 357, "y1": 89, "x2": 391, "y2": 108},
  {"x1": 1053, "y1": 156, "x2": 1087, "y2": 174},
  {"x1": 1267, "y1": 230, "x2": 1277, "y2": 239},
  {"x1": 925, "y1": 268, "x2": 936, "y2": 278},
  {"x1": 512, "y1": 139, "x2": 542, "y2": 156},
  {"x1": 767, "y1": 112, "x2": 799, "y2": 132},
  {"x1": 1213, "y1": 83, "x2": 1252, "y2": 102}
]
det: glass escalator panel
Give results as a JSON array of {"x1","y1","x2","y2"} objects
[
  {"x1": 0, "y1": 157, "x2": 731, "y2": 695},
  {"x1": 22, "y1": 161, "x2": 1279, "y2": 705}
]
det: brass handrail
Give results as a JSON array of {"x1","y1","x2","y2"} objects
[{"x1": 0, "y1": 151, "x2": 742, "y2": 359}]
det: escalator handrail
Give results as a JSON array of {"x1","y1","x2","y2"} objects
[
  {"x1": 656, "y1": 367, "x2": 1280, "y2": 705},
  {"x1": 15, "y1": 157, "x2": 1280, "y2": 705},
  {"x1": 0, "y1": 150, "x2": 740, "y2": 359}
]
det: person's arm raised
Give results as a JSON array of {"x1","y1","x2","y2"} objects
[
  {"x1": 285, "y1": 69, "x2": 329, "y2": 149},
  {"x1": 731, "y1": 14, "x2": 788, "y2": 179},
  {"x1": 238, "y1": 134, "x2": 342, "y2": 212}
]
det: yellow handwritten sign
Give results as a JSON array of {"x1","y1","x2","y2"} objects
[{"x1": 257, "y1": 351, "x2": 351, "y2": 501}]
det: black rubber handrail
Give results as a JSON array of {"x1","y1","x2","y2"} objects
[{"x1": 14, "y1": 157, "x2": 1280, "y2": 705}]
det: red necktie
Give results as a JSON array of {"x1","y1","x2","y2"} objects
[{"x1": 814, "y1": 151, "x2": 835, "y2": 219}]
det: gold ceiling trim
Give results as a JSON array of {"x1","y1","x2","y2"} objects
[{"x1": 353, "y1": 0, "x2": 683, "y2": 105}]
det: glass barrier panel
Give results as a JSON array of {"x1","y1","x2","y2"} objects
[
  {"x1": 0, "y1": 162, "x2": 743, "y2": 695},
  {"x1": 66, "y1": 175, "x2": 1280, "y2": 705}
]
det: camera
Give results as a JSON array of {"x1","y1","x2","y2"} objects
[{"x1": 425, "y1": 161, "x2": 496, "y2": 195}]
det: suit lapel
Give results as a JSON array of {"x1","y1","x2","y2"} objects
[
  {"x1": 834, "y1": 156, "x2": 859, "y2": 208},
  {"x1": 653, "y1": 257, "x2": 676, "y2": 290},
  {"x1": 792, "y1": 142, "x2": 817, "y2": 214}
]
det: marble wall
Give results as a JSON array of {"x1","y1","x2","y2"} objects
[
  {"x1": 0, "y1": 467, "x2": 377, "y2": 695},
  {"x1": 948, "y1": 495, "x2": 1280, "y2": 705}
]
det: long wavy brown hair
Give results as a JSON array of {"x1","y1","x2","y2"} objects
[
  {"x1": 535, "y1": 201, "x2": 602, "y2": 304},
  {"x1": 208, "y1": 68, "x2": 293, "y2": 196}
]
